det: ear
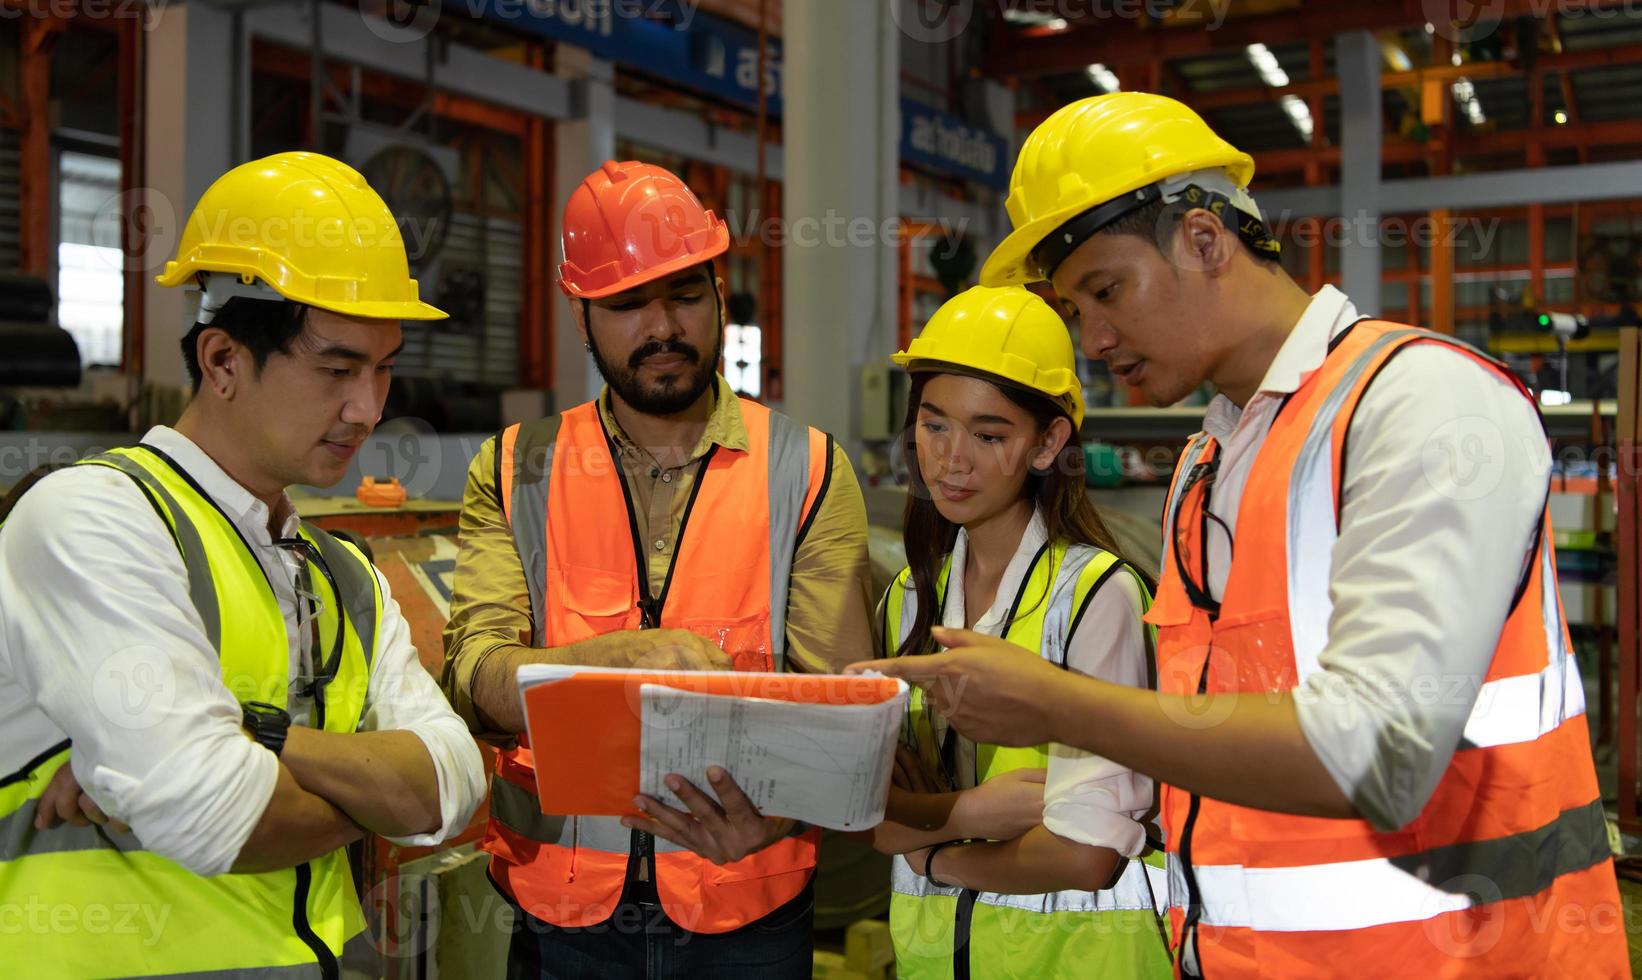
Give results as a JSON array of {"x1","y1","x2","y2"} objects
[
  {"x1": 1177, "y1": 208, "x2": 1237, "y2": 277},
  {"x1": 571, "y1": 298, "x2": 591, "y2": 346},
  {"x1": 1031, "y1": 416, "x2": 1074, "y2": 471},
  {"x1": 715, "y1": 274, "x2": 729, "y2": 328},
  {"x1": 194, "y1": 328, "x2": 243, "y2": 400}
]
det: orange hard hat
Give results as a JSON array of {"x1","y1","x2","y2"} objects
[{"x1": 558, "y1": 161, "x2": 730, "y2": 299}]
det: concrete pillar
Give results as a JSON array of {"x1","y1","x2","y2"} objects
[
  {"x1": 978, "y1": 78, "x2": 1014, "y2": 256},
  {"x1": 551, "y1": 48, "x2": 615, "y2": 412},
  {"x1": 1336, "y1": 29, "x2": 1383, "y2": 315},
  {"x1": 781, "y1": 0, "x2": 899, "y2": 453},
  {"x1": 140, "y1": 0, "x2": 239, "y2": 388}
]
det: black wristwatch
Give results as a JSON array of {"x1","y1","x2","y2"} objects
[{"x1": 243, "y1": 701, "x2": 292, "y2": 757}]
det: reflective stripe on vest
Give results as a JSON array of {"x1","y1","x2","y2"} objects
[
  {"x1": 1167, "y1": 799, "x2": 1608, "y2": 933},
  {"x1": 1283, "y1": 327, "x2": 1590, "y2": 747},
  {"x1": 484, "y1": 397, "x2": 829, "y2": 934},
  {"x1": 1149, "y1": 321, "x2": 1626, "y2": 978},
  {"x1": 1284, "y1": 328, "x2": 1429, "y2": 681},
  {"x1": 883, "y1": 541, "x2": 1171, "y2": 979},
  {"x1": 0, "y1": 445, "x2": 380, "y2": 978},
  {"x1": 891, "y1": 845, "x2": 1169, "y2": 914}
]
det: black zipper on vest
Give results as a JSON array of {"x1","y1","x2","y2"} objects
[
  {"x1": 943, "y1": 544, "x2": 1049, "y2": 972},
  {"x1": 292, "y1": 862, "x2": 339, "y2": 979},
  {"x1": 1176, "y1": 655, "x2": 1213, "y2": 979},
  {"x1": 597, "y1": 413, "x2": 718, "y2": 890},
  {"x1": 141, "y1": 446, "x2": 348, "y2": 974},
  {"x1": 597, "y1": 415, "x2": 718, "y2": 631},
  {"x1": 952, "y1": 887, "x2": 980, "y2": 980},
  {"x1": 932, "y1": 543, "x2": 1050, "y2": 789},
  {"x1": 1169, "y1": 324, "x2": 1375, "y2": 975}
]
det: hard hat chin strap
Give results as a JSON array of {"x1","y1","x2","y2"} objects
[
  {"x1": 1157, "y1": 168, "x2": 1282, "y2": 261},
  {"x1": 1031, "y1": 169, "x2": 1280, "y2": 281},
  {"x1": 193, "y1": 272, "x2": 287, "y2": 325}
]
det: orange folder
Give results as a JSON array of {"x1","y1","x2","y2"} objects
[{"x1": 518, "y1": 668, "x2": 902, "y2": 817}]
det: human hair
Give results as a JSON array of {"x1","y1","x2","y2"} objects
[
  {"x1": 1100, "y1": 196, "x2": 1282, "y2": 267},
  {"x1": 894, "y1": 371, "x2": 1151, "y2": 658},
  {"x1": 180, "y1": 297, "x2": 309, "y2": 391}
]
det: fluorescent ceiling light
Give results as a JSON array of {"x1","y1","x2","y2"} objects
[
  {"x1": 1247, "y1": 44, "x2": 1310, "y2": 140},
  {"x1": 1004, "y1": 9, "x2": 1069, "y2": 29},
  {"x1": 1452, "y1": 78, "x2": 1487, "y2": 125},
  {"x1": 1281, "y1": 94, "x2": 1314, "y2": 141},
  {"x1": 1245, "y1": 43, "x2": 1290, "y2": 87},
  {"x1": 1087, "y1": 63, "x2": 1121, "y2": 93}
]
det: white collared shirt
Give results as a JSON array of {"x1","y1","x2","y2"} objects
[
  {"x1": 940, "y1": 510, "x2": 1153, "y2": 856},
  {"x1": 1197, "y1": 286, "x2": 1552, "y2": 829},
  {"x1": 0, "y1": 426, "x2": 485, "y2": 874}
]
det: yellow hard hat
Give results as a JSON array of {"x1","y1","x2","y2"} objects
[
  {"x1": 892, "y1": 285, "x2": 1084, "y2": 428},
  {"x1": 156, "y1": 152, "x2": 447, "y2": 320},
  {"x1": 981, "y1": 93, "x2": 1255, "y2": 287}
]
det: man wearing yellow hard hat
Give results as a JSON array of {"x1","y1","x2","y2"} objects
[
  {"x1": 0, "y1": 152, "x2": 486, "y2": 977},
  {"x1": 860, "y1": 94, "x2": 1627, "y2": 977}
]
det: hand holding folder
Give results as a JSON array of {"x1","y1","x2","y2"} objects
[{"x1": 515, "y1": 665, "x2": 908, "y2": 831}]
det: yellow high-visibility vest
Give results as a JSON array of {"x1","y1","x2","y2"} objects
[{"x1": 0, "y1": 444, "x2": 382, "y2": 978}]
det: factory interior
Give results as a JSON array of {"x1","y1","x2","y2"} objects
[{"x1": 7, "y1": 0, "x2": 1642, "y2": 977}]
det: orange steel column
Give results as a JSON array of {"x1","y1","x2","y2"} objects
[
  {"x1": 898, "y1": 220, "x2": 913, "y2": 352},
  {"x1": 1616, "y1": 326, "x2": 1641, "y2": 834},
  {"x1": 1305, "y1": 38, "x2": 1327, "y2": 188},
  {"x1": 1424, "y1": 33, "x2": 1455, "y2": 335},
  {"x1": 18, "y1": 16, "x2": 63, "y2": 279},
  {"x1": 760, "y1": 179, "x2": 782, "y2": 401},
  {"x1": 118, "y1": 12, "x2": 146, "y2": 377},
  {"x1": 1527, "y1": 70, "x2": 1547, "y2": 314},
  {"x1": 520, "y1": 44, "x2": 554, "y2": 390}
]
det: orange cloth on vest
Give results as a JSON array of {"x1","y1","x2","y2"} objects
[
  {"x1": 1146, "y1": 321, "x2": 1627, "y2": 978},
  {"x1": 484, "y1": 398, "x2": 827, "y2": 934}
]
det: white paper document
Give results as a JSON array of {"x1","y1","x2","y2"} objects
[{"x1": 638, "y1": 683, "x2": 906, "y2": 831}]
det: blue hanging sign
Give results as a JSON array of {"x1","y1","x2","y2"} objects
[
  {"x1": 900, "y1": 98, "x2": 1011, "y2": 190},
  {"x1": 452, "y1": 0, "x2": 782, "y2": 113},
  {"x1": 452, "y1": 0, "x2": 1009, "y2": 187}
]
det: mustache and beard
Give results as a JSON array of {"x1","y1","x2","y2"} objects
[{"x1": 588, "y1": 327, "x2": 723, "y2": 416}]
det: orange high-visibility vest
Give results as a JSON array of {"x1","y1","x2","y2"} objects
[
  {"x1": 482, "y1": 397, "x2": 830, "y2": 934},
  {"x1": 1146, "y1": 320, "x2": 1627, "y2": 978}
]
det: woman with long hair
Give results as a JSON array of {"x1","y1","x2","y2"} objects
[{"x1": 873, "y1": 285, "x2": 1170, "y2": 979}]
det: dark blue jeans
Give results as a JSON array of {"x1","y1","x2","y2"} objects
[{"x1": 502, "y1": 876, "x2": 814, "y2": 980}]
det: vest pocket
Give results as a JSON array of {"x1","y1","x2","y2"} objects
[
  {"x1": 675, "y1": 612, "x2": 774, "y2": 672},
  {"x1": 551, "y1": 564, "x2": 638, "y2": 636},
  {"x1": 1209, "y1": 613, "x2": 1398, "y2": 849}
]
